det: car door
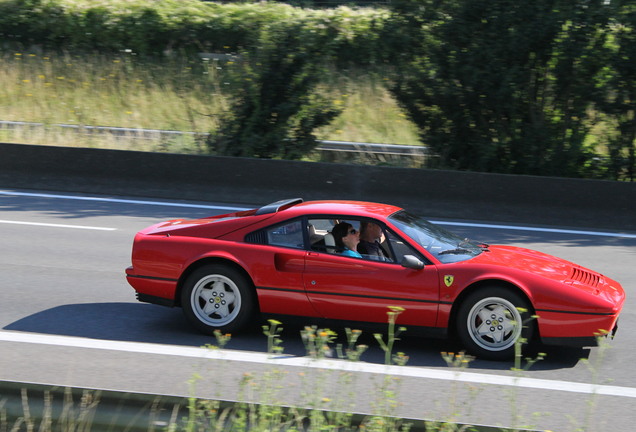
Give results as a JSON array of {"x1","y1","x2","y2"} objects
[
  {"x1": 247, "y1": 218, "x2": 319, "y2": 317},
  {"x1": 302, "y1": 221, "x2": 440, "y2": 327}
]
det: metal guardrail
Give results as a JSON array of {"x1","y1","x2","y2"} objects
[{"x1": 0, "y1": 120, "x2": 428, "y2": 163}]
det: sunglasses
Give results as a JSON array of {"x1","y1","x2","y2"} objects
[{"x1": 348, "y1": 228, "x2": 358, "y2": 235}]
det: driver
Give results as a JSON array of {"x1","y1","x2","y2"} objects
[{"x1": 358, "y1": 221, "x2": 390, "y2": 260}]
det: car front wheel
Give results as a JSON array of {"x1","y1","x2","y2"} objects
[
  {"x1": 181, "y1": 264, "x2": 255, "y2": 335},
  {"x1": 456, "y1": 287, "x2": 534, "y2": 360}
]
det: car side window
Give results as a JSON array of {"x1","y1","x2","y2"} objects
[
  {"x1": 266, "y1": 220, "x2": 304, "y2": 249},
  {"x1": 385, "y1": 229, "x2": 423, "y2": 263},
  {"x1": 308, "y1": 218, "x2": 403, "y2": 264},
  {"x1": 308, "y1": 218, "x2": 345, "y2": 254}
]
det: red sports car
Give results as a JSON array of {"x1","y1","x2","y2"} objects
[{"x1": 126, "y1": 199, "x2": 624, "y2": 360}]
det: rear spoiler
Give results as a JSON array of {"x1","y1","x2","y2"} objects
[{"x1": 255, "y1": 198, "x2": 303, "y2": 215}]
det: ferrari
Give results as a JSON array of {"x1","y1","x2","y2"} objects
[{"x1": 126, "y1": 199, "x2": 624, "y2": 360}]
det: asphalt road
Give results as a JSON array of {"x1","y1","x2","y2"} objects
[{"x1": 1, "y1": 188, "x2": 635, "y2": 431}]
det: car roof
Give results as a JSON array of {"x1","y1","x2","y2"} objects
[{"x1": 271, "y1": 199, "x2": 403, "y2": 219}]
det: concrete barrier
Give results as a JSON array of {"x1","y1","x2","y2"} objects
[{"x1": 1, "y1": 143, "x2": 634, "y2": 230}]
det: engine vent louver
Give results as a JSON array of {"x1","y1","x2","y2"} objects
[
  {"x1": 570, "y1": 267, "x2": 600, "y2": 287},
  {"x1": 245, "y1": 230, "x2": 267, "y2": 245}
]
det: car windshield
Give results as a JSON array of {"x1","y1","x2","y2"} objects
[{"x1": 388, "y1": 210, "x2": 484, "y2": 263}]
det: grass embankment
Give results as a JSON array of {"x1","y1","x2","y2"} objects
[{"x1": 0, "y1": 50, "x2": 420, "y2": 154}]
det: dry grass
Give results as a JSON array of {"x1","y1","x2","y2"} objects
[{"x1": 1, "y1": 50, "x2": 420, "y2": 152}]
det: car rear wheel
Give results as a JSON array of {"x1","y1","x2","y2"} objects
[
  {"x1": 456, "y1": 287, "x2": 534, "y2": 360},
  {"x1": 181, "y1": 264, "x2": 255, "y2": 335}
]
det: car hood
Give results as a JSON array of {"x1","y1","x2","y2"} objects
[
  {"x1": 469, "y1": 245, "x2": 624, "y2": 305},
  {"x1": 471, "y1": 245, "x2": 576, "y2": 282}
]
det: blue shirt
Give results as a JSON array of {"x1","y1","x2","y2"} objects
[{"x1": 342, "y1": 247, "x2": 362, "y2": 258}]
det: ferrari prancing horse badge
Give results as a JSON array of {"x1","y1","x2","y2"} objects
[{"x1": 444, "y1": 275, "x2": 454, "y2": 287}]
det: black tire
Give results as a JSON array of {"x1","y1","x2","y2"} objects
[
  {"x1": 456, "y1": 286, "x2": 534, "y2": 360},
  {"x1": 181, "y1": 264, "x2": 255, "y2": 335}
]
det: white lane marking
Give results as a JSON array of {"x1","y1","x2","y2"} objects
[
  {"x1": 2, "y1": 189, "x2": 634, "y2": 238},
  {"x1": 0, "y1": 219, "x2": 116, "y2": 231},
  {"x1": 1, "y1": 330, "x2": 635, "y2": 399},
  {"x1": 0, "y1": 190, "x2": 250, "y2": 211}
]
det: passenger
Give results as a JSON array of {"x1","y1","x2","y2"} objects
[
  {"x1": 358, "y1": 221, "x2": 390, "y2": 260},
  {"x1": 331, "y1": 222, "x2": 362, "y2": 258}
]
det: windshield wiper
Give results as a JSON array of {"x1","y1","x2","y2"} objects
[{"x1": 438, "y1": 248, "x2": 476, "y2": 256}]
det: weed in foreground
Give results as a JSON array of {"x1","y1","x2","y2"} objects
[
  {"x1": 570, "y1": 332, "x2": 612, "y2": 432},
  {"x1": 374, "y1": 306, "x2": 408, "y2": 366},
  {"x1": 1, "y1": 387, "x2": 101, "y2": 432},
  {"x1": 262, "y1": 319, "x2": 284, "y2": 356},
  {"x1": 336, "y1": 328, "x2": 368, "y2": 362}
]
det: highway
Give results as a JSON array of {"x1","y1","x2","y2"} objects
[{"x1": 1, "y1": 188, "x2": 635, "y2": 431}]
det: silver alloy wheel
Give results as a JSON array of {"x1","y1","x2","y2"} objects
[
  {"x1": 466, "y1": 296, "x2": 522, "y2": 352},
  {"x1": 190, "y1": 274, "x2": 242, "y2": 327}
]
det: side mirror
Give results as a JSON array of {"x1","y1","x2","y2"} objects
[{"x1": 401, "y1": 254, "x2": 425, "y2": 270}]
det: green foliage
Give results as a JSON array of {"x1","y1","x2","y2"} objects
[
  {"x1": 595, "y1": 2, "x2": 636, "y2": 180},
  {"x1": 373, "y1": 306, "x2": 408, "y2": 366},
  {"x1": 1, "y1": 0, "x2": 635, "y2": 177},
  {"x1": 389, "y1": 0, "x2": 627, "y2": 178},
  {"x1": 206, "y1": 18, "x2": 343, "y2": 159},
  {"x1": 262, "y1": 319, "x2": 284, "y2": 355},
  {"x1": 336, "y1": 328, "x2": 368, "y2": 361},
  {"x1": 0, "y1": 0, "x2": 388, "y2": 160},
  {"x1": 300, "y1": 325, "x2": 338, "y2": 358},
  {"x1": 0, "y1": 0, "x2": 389, "y2": 60}
]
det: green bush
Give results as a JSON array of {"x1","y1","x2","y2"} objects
[
  {"x1": 0, "y1": 0, "x2": 391, "y2": 64},
  {"x1": 206, "y1": 16, "x2": 343, "y2": 159}
]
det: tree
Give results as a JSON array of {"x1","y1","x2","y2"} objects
[
  {"x1": 597, "y1": 2, "x2": 636, "y2": 181},
  {"x1": 207, "y1": 19, "x2": 342, "y2": 160},
  {"x1": 389, "y1": 0, "x2": 613, "y2": 177}
]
